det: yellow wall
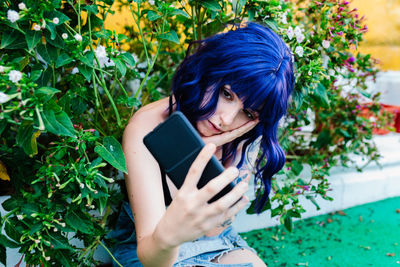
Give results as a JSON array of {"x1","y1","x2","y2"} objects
[
  {"x1": 352, "y1": 0, "x2": 400, "y2": 70},
  {"x1": 104, "y1": 1, "x2": 400, "y2": 70}
]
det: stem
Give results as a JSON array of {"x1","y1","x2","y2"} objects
[
  {"x1": 99, "y1": 241, "x2": 123, "y2": 267},
  {"x1": 128, "y1": 2, "x2": 150, "y2": 66},
  {"x1": 191, "y1": 4, "x2": 197, "y2": 40},
  {"x1": 134, "y1": 16, "x2": 165, "y2": 99},
  {"x1": 88, "y1": 14, "x2": 121, "y2": 127}
]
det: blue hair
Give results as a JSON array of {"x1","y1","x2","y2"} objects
[{"x1": 171, "y1": 22, "x2": 295, "y2": 213}]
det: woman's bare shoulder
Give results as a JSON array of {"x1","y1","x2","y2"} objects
[{"x1": 125, "y1": 97, "x2": 170, "y2": 137}]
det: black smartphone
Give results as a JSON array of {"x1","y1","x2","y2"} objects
[{"x1": 143, "y1": 111, "x2": 235, "y2": 203}]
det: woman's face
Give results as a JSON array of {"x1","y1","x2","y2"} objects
[{"x1": 196, "y1": 85, "x2": 259, "y2": 137}]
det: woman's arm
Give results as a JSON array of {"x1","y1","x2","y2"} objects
[{"x1": 123, "y1": 112, "x2": 180, "y2": 267}]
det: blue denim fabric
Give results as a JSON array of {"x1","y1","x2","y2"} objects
[{"x1": 111, "y1": 201, "x2": 256, "y2": 267}]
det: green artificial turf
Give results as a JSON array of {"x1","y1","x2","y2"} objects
[{"x1": 241, "y1": 197, "x2": 400, "y2": 267}]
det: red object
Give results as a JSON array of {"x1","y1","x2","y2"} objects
[{"x1": 360, "y1": 103, "x2": 400, "y2": 135}]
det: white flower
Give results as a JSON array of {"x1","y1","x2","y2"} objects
[
  {"x1": 294, "y1": 26, "x2": 302, "y2": 36},
  {"x1": 60, "y1": 222, "x2": 66, "y2": 227},
  {"x1": 328, "y1": 69, "x2": 335, "y2": 77},
  {"x1": 53, "y1": 227, "x2": 58, "y2": 232},
  {"x1": 41, "y1": 20, "x2": 46, "y2": 29},
  {"x1": 7, "y1": 10, "x2": 19, "y2": 23},
  {"x1": 95, "y1": 45, "x2": 107, "y2": 59},
  {"x1": 16, "y1": 214, "x2": 24, "y2": 220},
  {"x1": 62, "y1": 33, "x2": 68, "y2": 39},
  {"x1": 33, "y1": 24, "x2": 41, "y2": 31},
  {"x1": 18, "y1": 3, "x2": 26, "y2": 10},
  {"x1": 90, "y1": 205, "x2": 95, "y2": 209},
  {"x1": 322, "y1": 40, "x2": 330, "y2": 49},
  {"x1": 53, "y1": 17, "x2": 59, "y2": 24},
  {"x1": 308, "y1": 71, "x2": 312, "y2": 76},
  {"x1": 149, "y1": 0, "x2": 155, "y2": 5},
  {"x1": 80, "y1": 183, "x2": 84, "y2": 189},
  {"x1": 287, "y1": 26, "x2": 294, "y2": 40},
  {"x1": 45, "y1": 256, "x2": 50, "y2": 261},
  {"x1": 74, "y1": 33, "x2": 82, "y2": 42},
  {"x1": 9, "y1": 70, "x2": 23, "y2": 83},
  {"x1": 109, "y1": 178, "x2": 115, "y2": 183},
  {"x1": 296, "y1": 33, "x2": 305, "y2": 43},
  {"x1": 71, "y1": 67, "x2": 79, "y2": 74},
  {"x1": 280, "y1": 11, "x2": 288, "y2": 24},
  {"x1": 295, "y1": 46, "x2": 304, "y2": 57},
  {"x1": 34, "y1": 239, "x2": 40, "y2": 244},
  {"x1": 0, "y1": 66, "x2": 4, "y2": 73}
]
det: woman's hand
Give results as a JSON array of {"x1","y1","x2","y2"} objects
[
  {"x1": 202, "y1": 119, "x2": 259, "y2": 147},
  {"x1": 153, "y1": 143, "x2": 250, "y2": 249}
]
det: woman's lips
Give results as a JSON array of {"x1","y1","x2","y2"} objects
[{"x1": 208, "y1": 120, "x2": 222, "y2": 133}]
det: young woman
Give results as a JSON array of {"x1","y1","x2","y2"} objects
[{"x1": 112, "y1": 22, "x2": 295, "y2": 266}]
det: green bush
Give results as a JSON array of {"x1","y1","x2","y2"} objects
[{"x1": 0, "y1": 0, "x2": 389, "y2": 265}]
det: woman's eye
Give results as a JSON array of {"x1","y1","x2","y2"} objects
[
  {"x1": 243, "y1": 109, "x2": 255, "y2": 120},
  {"x1": 221, "y1": 87, "x2": 233, "y2": 100}
]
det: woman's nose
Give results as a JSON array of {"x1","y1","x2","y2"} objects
[{"x1": 219, "y1": 105, "x2": 242, "y2": 127}]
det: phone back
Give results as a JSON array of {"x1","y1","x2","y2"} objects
[{"x1": 143, "y1": 111, "x2": 225, "y2": 190}]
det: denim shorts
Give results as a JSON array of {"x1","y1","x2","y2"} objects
[{"x1": 110, "y1": 201, "x2": 256, "y2": 266}]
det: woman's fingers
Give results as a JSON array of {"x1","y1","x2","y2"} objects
[
  {"x1": 195, "y1": 166, "x2": 239, "y2": 203},
  {"x1": 209, "y1": 178, "x2": 249, "y2": 214},
  {"x1": 181, "y1": 143, "x2": 216, "y2": 190},
  {"x1": 203, "y1": 119, "x2": 259, "y2": 147}
]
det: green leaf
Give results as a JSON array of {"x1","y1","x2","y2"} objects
[
  {"x1": 2, "y1": 198, "x2": 23, "y2": 212},
  {"x1": 56, "y1": 52, "x2": 73, "y2": 68},
  {"x1": 37, "y1": 67, "x2": 52, "y2": 87},
  {"x1": 81, "y1": 51, "x2": 94, "y2": 67},
  {"x1": 25, "y1": 30, "x2": 42, "y2": 51},
  {"x1": 306, "y1": 195, "x2": 321, "y2": 210},
  {"x1": 55, "y1": 250, "x2": 74, "y2": 267},
  {"x1": 37, "y1": 44, "x2": 58, "y2": 64},
  {"x1": 0, "y1": 244, "x2": 5, "y2": 266},
  {"x1": 4, "y1": 220, "x2": 21, "y2": 242},
  {"x1": 147, "y1": 10, "x2": 161, "y2": 21},
  {"x1": 0, "y1": 120, "x2": 7, "y2": 136},
  {"x1": 120, "y1": 52, "x2": 136, "y2": 66},
  {"x1": 48, "y1": 232, "x2": 74, "y2": 250},
  {"x1": 98, "y1": 197, "x2": 108, "y2": 215},
  {"x1": 0, "y1": 234, "x2": 19, "y2": 248},
  {"x1": 46, "y1": 23, "x2": 57, "y2": 40},
  {"x1": 158, "y1": 31, "x2": 180, "y2": 44},
  {"x1": 35, "y1": 86, "x2": 61, "y2": 102},
  {"x1": 83, "y1": 5, "x2": 99, "y2": 15},
  {"x1": 44, "y1": 31, "x2": 65, "y2": 49},
  {"x1": 112, "y1": 58, "x2": 127, "y2": 76},
  {"x1": 16, "y1": 121, "x2": 39, "y2": 156},
  {"x1": 44, "y1": 10, "x2": 70, "y2": 24},
  {"x1": 77, "y1": 64, "x2": 92, "y2": 82},
  {"x1": 0, "y1": 30, "x2": 26, "y2": 49},
  {"x1": 65, "y1": 209, "x2": 93, "y2": 234},
  {"x1": 314, "y1": 83, "x2": 330, "y2": 108},
  {"x1": 42, "y1": 108, "x2": 75, "y2": 137},
  {"x1": 200, "y1": 0, "x2": 222, "y2": 11},
  {"x1": 29, "y1": 223, "x2": 44, "y2": 236},
  {"x1": 315, "y1": 129, "x2": 332, "y2": 149},
  {"x1": 30, "y1": 70, "x2": 43, "y2": 81},
  {"x1": 284, "y1": 215, "x2": 293, "y2": 232},
  {"x1": 171, "y1": 9, "x2": 190, "y2": 18},
  {"x1": 291, "y1": 160, "x2": 303, "y2": 176},
  {"x1": 22, "y1": 203, "x2": 40, "y2": 217},
  {"x1": 95, "y1": 136, "x2": 127, "y2": 174}
]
